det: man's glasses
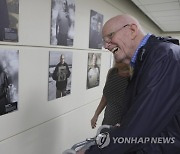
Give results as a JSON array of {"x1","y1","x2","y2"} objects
[{"x1": 103, "y1": 24, "x2": 130, "y2": 45}]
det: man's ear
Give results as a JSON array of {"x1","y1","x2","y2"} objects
[{"x1": 130, "y1": 24, "x2": 138, "y2": 40}]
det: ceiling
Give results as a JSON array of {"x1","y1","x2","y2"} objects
[{"x1": 131, "y1": 0, "x2": 180, "y2": 32}]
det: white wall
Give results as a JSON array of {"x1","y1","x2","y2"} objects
[{"x1": 0, "y1": 0, "x2": 174, "y2": 154}]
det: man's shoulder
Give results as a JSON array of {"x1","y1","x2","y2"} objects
[{"x1": 146, "y1": 37, "x2": 179, "y2": 60}]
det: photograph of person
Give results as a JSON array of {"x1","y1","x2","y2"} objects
[
  {"x1": 50, "y1": 0, "x2": 75, "y2": 46},
  {"x1": 48, "y1": 51, "x2": 72, "y2": 101},
  {"x1": 87, "y1": 53, "x2": 101, "y2": 89},
  {"x1": 0, "y1": 0, "x2": 19, "y2": 42},
  {"x1": 0, "y1": 49, "x2": 19, "y2": 116},
  {"x1": 89, "y1": 10, "x2": 103, "y2": 49}
]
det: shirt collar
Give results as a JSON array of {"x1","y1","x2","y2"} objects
[{"x1": 130, "y1": 33, "x2": 151, "y2": 67}]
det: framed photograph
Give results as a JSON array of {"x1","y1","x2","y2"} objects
[
  {"x1": 0, "y1": 0, "x2": 19, "y2": 42},
  {"x1": 87, "y1": 53, "x2": 101, "y2": 89},
  {"x1": 0, "y1": 49, "x2": 19, "y2": 116},
  {"x1": 89, "y1": 10, "x2": 103, "y2": 49},
  {"x1": 48, "y1": 51, "x2": 73, "y2": 101},
  {"x1": 50, "y1": 0, "x2": 75, "y2": 46}
]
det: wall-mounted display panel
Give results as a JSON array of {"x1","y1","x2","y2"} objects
[
  {"x1": 0, "y1": 49, "x2": 19, "y2": 116},
  {"x1": 87, "y1": 52, "x2": 101, "y2": 89},
  {"x1": 50, "y1": 0, "x2": 75, "y2": 46},
  {"x1": 89, "y1": 10, "x2": 103, "y2": 49},
  {"x1": 0, "y1": 0, "x2": 19, "y2": 42},
  {"x1": 48, "y1": 51, "x2": 73, "y2": 101}
]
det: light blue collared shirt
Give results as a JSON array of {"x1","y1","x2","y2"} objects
[{"x1": 130, "y1": 33, "x2": 151, "y2": 67}]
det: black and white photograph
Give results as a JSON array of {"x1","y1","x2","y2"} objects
[
  {"x1": 87, "y1": 53, "x2": 101, "y2": 89},
  {"x1": 0, "y1": 0, "x2": 19, "y2": 42},
  {"x1": 0, "y1": 49, "x2": 19, "y2": 116},
  {"x1": 50, "y1": 0, "x2": 75, "y2": 46},
  {"x1": 89, "y1": 10, "x2": 103, "y2": 49},
  {"x1": 48, "y1": 51, "x2": 73, "y2": 101}
]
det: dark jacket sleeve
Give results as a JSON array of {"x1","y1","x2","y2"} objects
[{"x1": 86, "y1": 45, "x2": 180, "y2": 153}]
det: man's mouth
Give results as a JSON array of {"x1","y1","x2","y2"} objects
[{"x1": 111, "y1": 47, "x2": 119, "y2": 54}]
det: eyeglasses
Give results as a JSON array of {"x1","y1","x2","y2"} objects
[{"x1": 103, "y1": 24, "x2": 130, "y2": 45}]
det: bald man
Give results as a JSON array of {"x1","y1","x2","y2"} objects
[
  {"x1": 52, "y1": 54, "x2": 71, "y2": 98},
  {"x1": 78, "y1": 14, "x2": 180, "y2": 154}
]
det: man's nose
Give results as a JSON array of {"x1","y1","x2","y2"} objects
[{"x1": 103, "y1": 42, "x2": 112, "y2": 51}]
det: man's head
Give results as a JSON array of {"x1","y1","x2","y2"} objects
[
  {"x1": 102, "y1": 14, "x2": 145, "y2": 64},
  {"x1": 60, "y1": 54, "x2": 65, "y2": 64},
  {"x1": 62, "y1": 0, "x2": 68, "y2": 11},
  {"x1": 91, "y1": 14, "x2": 98, "y2": 31}
]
